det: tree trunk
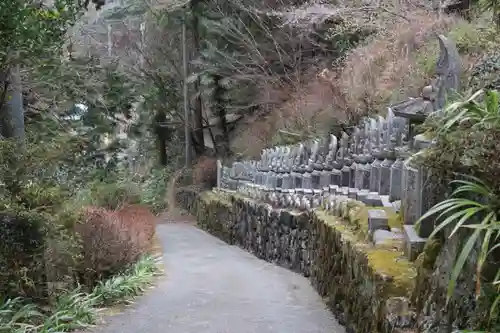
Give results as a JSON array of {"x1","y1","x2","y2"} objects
[
  {"x1": 213, "y1": 74, "x2": 230, "y2": 156},
  {"x1": 153, "y1": 109, "x2": 168, "y2": 166},
  {"x1": 190, "y1": 0, "x2": 205, "y2": 156},
  {"x1": 0, "y1": 65, "x2": 25, "y2": 143}
]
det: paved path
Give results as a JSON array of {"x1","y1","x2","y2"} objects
[{"x1": 89, "y1": 223, "x2": 345, "y2": 333}]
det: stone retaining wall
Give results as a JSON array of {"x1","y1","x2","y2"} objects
[{"x1": 176, "y1": 188, "x2": 417, "y2": 333}]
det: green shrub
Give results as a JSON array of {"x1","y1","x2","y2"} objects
[
  {"x1": 78, "y1": 181, "x2": 142, "y2": 210},
  {"x1": 140, "y1": 168, "x2": 169, "y2": 213},
  {"x1": 0, "y1": 208, "x2": 83, "y2": 301},
  {"x1": 20, "y1": 184, "x2": 68, "y2": 211},
  {"x1": 0, "y1": 211, "x2": 48, "y2": 299},
  {"x1": 469, "y1": 52, "x2": 500, "y2": 90},
  {"x1": 0, "y1": 298, "x2": 43, "y2": 333},
  {"x1": 448, "y1": 20, "x2": 498, "y2": 55},
  {"x1": 418, "y1": 89, "x2": 500, "y2": 331},
  {"x1": 40, "y1": 288, "x2": 99, "y2": 332},
  {"x1": 419, "y1": 89, "x2": 500, "y2": 188}
]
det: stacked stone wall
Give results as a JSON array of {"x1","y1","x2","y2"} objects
[{"x1": 177, "y1": 189, "x2": 417, "y2": 333}]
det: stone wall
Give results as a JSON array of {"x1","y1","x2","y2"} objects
[
  {"x1": 177, "y1": 188, "x2": 417, "y2": 333},
  {"x1": 177, "y1": 33, "x2": 497, "y2": 333}
]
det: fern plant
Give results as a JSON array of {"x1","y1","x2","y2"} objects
[{"x1": 416, "y1": 175, "x2": 500, "y2": 302}]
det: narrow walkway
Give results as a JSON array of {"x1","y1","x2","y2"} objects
[{"x1": 89, "y1": 223, "x2": 345, "y2": 333}]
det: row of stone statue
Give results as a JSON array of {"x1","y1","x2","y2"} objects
[
  {"x1": 221, "y1": 106, "x2": 417, "y2": 201},
  {"x1": 257, "y1": 108, "x2": 409, "y2": 175},
  {"x1": 215, "y1": 34, "x2": 462, "y2": 261}
]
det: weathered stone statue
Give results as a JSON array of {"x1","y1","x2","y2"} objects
[
  {"x1": 434, "y1": 34, "x2": 462, "y2": 111},
  {"x1": 390, "y1": 35, "x2": 461, "y2": 151}
]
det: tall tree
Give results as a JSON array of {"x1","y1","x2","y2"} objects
[
  {"x1": 0, "y1": 0, "x2": 102, "y2": 142},
  {"x1": 211, "y1": 73, "x2": 230, "y2": 156},
  {"x1": 189, "y1": 0, "x2": 206, "y2": 156}
]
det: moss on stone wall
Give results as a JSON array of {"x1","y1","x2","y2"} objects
[
  {"x1": 411, "y1": 239, "x2": 441, "y2": 314},
  {"x1": 176, "y1": 188, "x2": 418, "y2": 333},
  {"x1": 311, "y1": 210, "x2": 415, "y2": 333}
]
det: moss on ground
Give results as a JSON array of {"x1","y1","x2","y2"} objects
[
  {"x1": 315, "y1": 209, "x2": 360, "y2": 243},
  {"x1": 201, "y1": 191, "x2": 232, "y2": 207},
  {"x1": 366, "y1": 248, "x2": 417, "y2": 296},
  {"x1": 346, "y1": 203, "x2": 402, "y2": 236}
]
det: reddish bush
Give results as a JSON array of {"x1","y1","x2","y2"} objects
[
  {"x1": 77, "y1": 205, "x2": 156, "y2": 287},
  {"x1": 192, "y1": 156, "x2": 217, "y2": 188},
  {"x1": 115, "y1": 204, "x2": 156, "y2": 252}
]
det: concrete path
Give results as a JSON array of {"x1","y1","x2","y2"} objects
[{"x1": 89, "y1": 223, "x2": 345, "y2": 333}]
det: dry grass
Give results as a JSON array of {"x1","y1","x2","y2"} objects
[
  {"x1": 338, "y1": 10, "x2": 460, "y2": 118},
  {"x1": 192, "y1": 156, "x2": 217, "y2": 188},
  {"x1": 164, "y1": 167, "x2": 188, "y2": 219},
  {"x1": 233, "y1": 9, "x2": 498, "y2": 158},
  {"x1": 233, "y1": 69, "x2": 348, "y2": 157}
]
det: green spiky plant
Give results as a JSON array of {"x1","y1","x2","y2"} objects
[
  {"x1": 0, "y1": 255, "x2": 160, "y2": 333},
  {"x1": 91, "y1": 255, "x2": 160, "y2": 306},
  {"x1": 417, "y1": 88, "x2": 500, "y2": 333},
  {"x1": 0, "y1": 298, "x2": 42, "y2": 333},
  {"x1": 417, "y1": 175, "x2": 499, "y2": 300},
  {"x1": 431, "y1": 89, "x2": 500, "y2": 134}
]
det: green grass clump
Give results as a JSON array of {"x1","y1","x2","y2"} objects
[{"x1": 0, "y1": 255, "x2": 161, "y2": 333}]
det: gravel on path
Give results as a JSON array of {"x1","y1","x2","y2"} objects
[{"x1": 87, "y1": 222, "x2": 345, "y2": 333}]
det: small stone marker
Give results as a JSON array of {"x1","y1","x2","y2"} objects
[
  {"x1": 368, "y1": 209, "x2": 389, "y2": 231},
  {"x1": 392, "y1": 200, "x2": 402, "y2": 213},
  {"x1": 402, "y1": 224, "x2": 427, "y2": 261},
  {"x1": 348, "y1": 188, "x2": 358, "y2": 199},
  {"x1": 341, "y1": 187, "x2": 349, "y2": 196},
  {"x1": 380, "y1": 195, "x2": 393, "y2": 208},
  {"x1": 372, "y1": 229, "x2": 403, "y2": 246},
  {"x1": 356, "y1": 189, "x2": 370, "y2": 203},
  {"x1": 366, "y1": 192, "x2": 383, "y2": 206},
  {"x1": 329, "y1": 184, "x2": 339, "y2": 193}
]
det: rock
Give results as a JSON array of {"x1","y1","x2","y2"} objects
[
  {"x1": 402, "y1": 224, "x2": 427, "y2": 261},
  {"x1": 373, "y1": 229, "x2": 402, "y2": 246},
  {"x1": 368, "y1": 209, "x2": 389, "y2": 231}
]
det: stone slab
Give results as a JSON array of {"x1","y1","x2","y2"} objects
[
  {"x1": 366, "y1": 192, "x2": 383, "y2": 206},
  {"x1": 348, "y1": 188, "x2": 358, "y2": 199},
  {"x1": 372, "y1": 229, "x2": 403, "y2": 246},
  {"x1": 381, "y1": 195, "x2": 393, "y2": 208},
  {"x1": 329, "y1": 184, "x2": 339, "y2": 193},
  {"x1": 403, "y1": 224, "x2": 428, "y2": 261},
  {"x1": 368, "y1": 209, "x2": 389, "y2": 231},
  {"x1": 356, "y1": 189, "x2": 370, "y2": 203}
]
